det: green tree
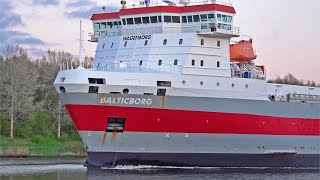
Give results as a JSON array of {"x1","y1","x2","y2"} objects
[{"x1": 1, "y1": 46, "x2": 39, "y2": 139}]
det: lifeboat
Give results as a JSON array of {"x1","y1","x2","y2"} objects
[{"x1": 230, "y1": 38, "x2": 257, "y2": 62}]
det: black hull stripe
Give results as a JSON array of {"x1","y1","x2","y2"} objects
[{"x1": 86, "y1": 152, "x2": 320, "y2": 168}]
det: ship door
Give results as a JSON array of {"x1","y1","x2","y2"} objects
[{"x1": 106, "y1": 117, "x2": 126, "y2": 133}]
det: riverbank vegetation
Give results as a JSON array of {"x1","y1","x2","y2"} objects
[
  {"x1": 268, "y1": 73, "x2": 320, "y2": 87},
  {"x1": 0, "y1": 46, "x2": 92, "y2": 156}
]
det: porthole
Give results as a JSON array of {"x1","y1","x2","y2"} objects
[
  {"x1": 245, "y1": 84, "x2": 249, "y2": 88},
  {"x1": 232, "y1": 83, "x2": 235, "y2": 88},
  {"x1": 200, "y1": 81, "x2": 204, "y2": 86},
  {"x1": 182, "y1": 80, "x2": 186, "y2": 85},
  {"x1": 217, "y1": 82, "x2": 220, "y2": 87},
  {"x1": 59, "y1": 86, "x2": 66, "y2": 93},
  {"x1": 123, "y1": 88, "x2": 129, "y2": 94}
]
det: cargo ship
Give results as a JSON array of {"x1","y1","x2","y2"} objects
[{"x1": 54, "y1": 0, "x2": 320, "y2": 167}]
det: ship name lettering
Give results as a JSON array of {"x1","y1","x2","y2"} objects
[
  {"x1": 123, "y1": 35, "x2": 151, "y2": 41},
  {"x1": 100, "y1": 97, "x2": 152, "y2": 105}
]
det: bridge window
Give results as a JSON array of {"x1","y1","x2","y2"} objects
[
  {"x1": 124, "y1": 41, "x2": 128, "y2": 47},
  {"x1": 187, "y1": 16, "x2": 193, "y2": 22},
  {"x1": 158, "y1": 16, "x2": 162, "y2": 22},
  {"x1": 94, "y1": 23, "x2": 100, "y2": 30},
  {"x1": 122, "y1": 19, "x2": 126, "y2": 25},
  {"x1": 217, "y1": 40, "x2": 221, "y2": 47},
  {"x1": 127, "y1": 18, "x2": 134, "y2": 25},
  {"x1": 208, "y1": 14, "x2": 215, "y2": 21},
  {"x1": 182, "y1": 16, "x2": 187, "y2": 23},
  {"x1": 200, "y1": 14, "x2": 207, "y2": 22},
  {"x1": 201, "y1": 39, "x2": 204, "y2": 45},
  {"x1": 172, "y1": 16, "x2": 180, "y2": 23},
  {"x1": 101, "y1": 22, "x2": 106, "y2": 29},
  {"x1": 222, "y1": 15, "x2": 228, "y2": 23},
  {"x1": 201, "y1": 60, "x2": 204, "y2": 66},
  {"x1": 101, "y1": 31, "x2": 106, "y2": 36},
  {"x1": 142, "y1": 17, "x2": 150, "y2": 24},
  {"x1": 164, "y1": 16, "x2": 171, "y2": 23},
  {"x1": 217, "y1": 61, "x2": 220, "y2": 67},
  {"x1": 179, "y1": 39, "x2": 183, "y2": 45},
  {"x1": 107, "y1": 22, "x2": 113, "y2": 28},
  {"x1": 150, "y1": 16, "x2": 158, "y2": 23},
  {"x1": 192, "y1": 59, "x2": 195, "y2": 66},
  {"x1": 163, "y1": 39, "x2": 167, "y2": 45},
  {"x1": 134, "y1": 17, "x2": 142, "y2": 24},
  {"x1": 217, "y1": 14, "x2": 222, "y2": 21},
  {"x1": 227, "y1": 16, "x2": 233, "y2": 23},
  {"x1": 174, "y1": 59, "x2": 178, "y2": 65},
  {"x1": 193, "y1": 15, "x2": 200, "y2": 22},
  {"x1": 158, "y1": 60, "x2": 162, "y2": 66}
]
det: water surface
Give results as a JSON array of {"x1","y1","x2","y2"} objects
[{"x1": 0, "y1": 157, "x2": 319, "y2": 180}]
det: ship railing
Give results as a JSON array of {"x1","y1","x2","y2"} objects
[
  {"x1": 122, "y1": 26, "x2": 163, "y2": 35},
  {"x1": 231, "y1": 69, "x2": 266, "y2": 80},
  {"x1": 287, "y1": 93, "x2": 320, "y2": 103},
  {"x1": 183, "y1": 23, "x2": 240, "y2": 36},
  {"x1": 89, "y1": 28, "x2": 123, "y2": 41},
  {"x1": 121, "y1": 0, "x2": 232, "y2": 9},
  {"x1": 95, "y1": 60, "x2": 183, "y2": 73}
]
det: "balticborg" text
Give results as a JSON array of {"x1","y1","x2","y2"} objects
[{"x1": 100, "y1": 97, "x2": 152, "y2": 105}]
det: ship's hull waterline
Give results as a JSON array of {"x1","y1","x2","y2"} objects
[{"x1": 60, "y1": 93, "x2": 320, "y2": 167}]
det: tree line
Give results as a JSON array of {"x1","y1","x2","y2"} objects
[
  {"x1": 0, "y1": 45, "x2": 92, "y2": 140},
  {"x1": 268, "y1": 73, "x2": 320, "y2": 87}
]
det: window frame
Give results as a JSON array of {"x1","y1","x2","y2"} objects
[
  {"x1": 126, "y1": 18, "x2": 134, "y2": 25},
  {"x1": 163, "y1": 39, "x2": 167, "y2": 45},
  {"x1": 150, "y1": 16, "x2": 158, "y2": 23},
  {"x1": 142, "y1": 17, "x2": 150, "y2": 24},
  {"x1": 182, "y1": 16, "x2": 187, "y2": 23},
  {"x1": 179, "y1": 39, "x2": 183, "y2": 45},
  {"x1": 172, "y1": 16, "x2": 180, "y2": 23},
  {"x1": 164, "y1": 16, "x2": 172, "y2": 23},
  {"x1": 193, "y1": 15, "x2": 200, "y2": 22},
  {"x1": 134, "y1": 17, "x2": 142, "y2": 24},
  {"x1": 174, "y1": 59, "x2": 178, "y2": 65}
]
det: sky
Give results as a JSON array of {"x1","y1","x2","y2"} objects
[{"x1": 0, "y1": 0, "x2": 319, "y2": 82}]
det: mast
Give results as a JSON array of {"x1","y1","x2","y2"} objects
[{"x1": 79, "y1": 20, "x2": 84, "y2": 67}]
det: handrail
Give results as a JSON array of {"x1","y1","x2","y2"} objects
[{"x1": 96, "y1": 1, "x2": 232, "y2": 12}]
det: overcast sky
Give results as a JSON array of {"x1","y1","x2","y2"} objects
[{"x1": 1, "y1": 0, "x2": 319, "y2": 82}]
